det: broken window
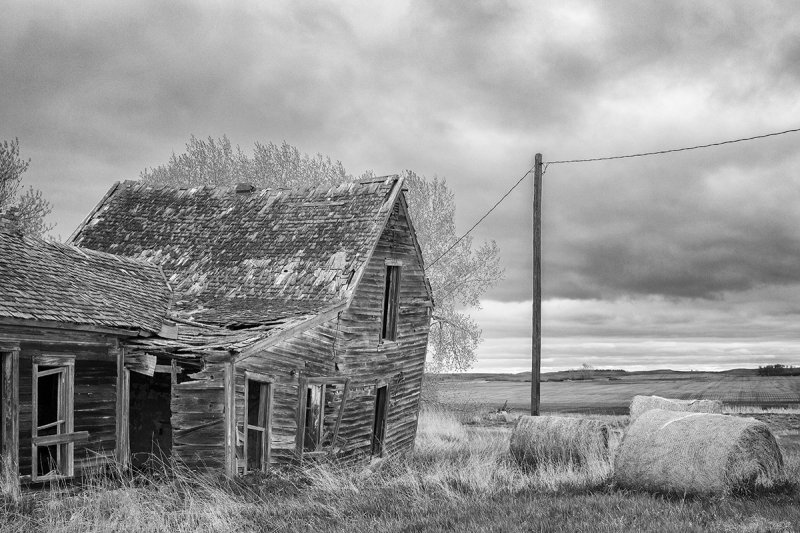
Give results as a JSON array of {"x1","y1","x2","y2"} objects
[
  {"x1": 371, "y1": 385, "x2": 389, "y2": 457},
  {"x1": 32, "y1": 357, "x2": 75, "y2": 481},
  {"x1": 242, "y1": 375, "x2": 272, "y2": 473},
  {"x1": 297, "y1": 378, "x2": 349, "y2": 458},
  {"x1": 381, "y1": 264, "x2": 401, "y2": 341},
  {"x1": 303, "y1": 384, "x2": 324, "y2": 451}
]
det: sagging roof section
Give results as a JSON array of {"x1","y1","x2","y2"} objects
[
  {"x1": 0, "y1": 231, "x2": 171, "y2": 334},
  {"x1": 70, "y1": 176, "x2": 405, "y2": 326}
]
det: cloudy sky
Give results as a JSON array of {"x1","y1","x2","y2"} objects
[{"x1": 3, "y1": 1, "x2": 800, "y2": 372}]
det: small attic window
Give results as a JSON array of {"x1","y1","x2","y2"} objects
[{"x1": 381, "y1": 265, "x2": 401, "y2": 341}]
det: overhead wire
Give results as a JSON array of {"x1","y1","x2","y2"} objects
[
  {"x1": 546, "y1": 127, "x2": 800, "y2": 165},
  {"x1": 427, "y1": 125, "x2": 800, "y2": 269},
  {"x1": 427, "y1": 166, "x2": 534, "y2": 269}
]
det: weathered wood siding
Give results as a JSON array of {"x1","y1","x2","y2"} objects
[
  {"x1": 170, "y1": 377, "x2": 226, "y2": 470},
  {"x1": 13, "y1": 336, "x2": 118, "y2": 479},
  {"x1": 334, "y1": 198, "x2": 430, "y2": 458},
  {"x1": 234, "y1": 196, "x2": 431, "y2": 466}
]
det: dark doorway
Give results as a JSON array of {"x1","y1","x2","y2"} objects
[
  {"x1": 129, "y1": 371, "x2": 172, "y2": 468},
  {"x1": 371, "y1": 385, "x2": 388, "y2": 457}
]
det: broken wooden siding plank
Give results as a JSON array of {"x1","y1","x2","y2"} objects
[{"x1": 124, "y1": 352, "x2": 157, "y2": 376}]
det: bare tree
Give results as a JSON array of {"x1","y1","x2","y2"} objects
[{"x1": 0, "y1": 138, "x2": 53, "y2": 236}]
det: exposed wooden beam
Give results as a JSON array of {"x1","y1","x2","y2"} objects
[{"x1": 0, "y1": 317, "x2": 139, "y2": 338}]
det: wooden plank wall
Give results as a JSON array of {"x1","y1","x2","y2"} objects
[
  {"x1": 16, "y1": 340, "x2": 118, "y2": 478},
  {"x1": 170, "y1": 378, "x2": 226, "y2": 470},
  {"x1": 74, "y1": 358, "x2": 117, "y2": 471},
  {"x1": 335, "y1": 198, "x2": 430, "y2": 458},
  {"x1": 236, "y1": 196, "x2": 431, "y2": 465}
]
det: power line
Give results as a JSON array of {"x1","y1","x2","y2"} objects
[
  {"x1": 427, "y1": 126, "x2": 800, "y2": 270},
  {"x1": 427, "y1": 166, "x2": 534, "y2": 269},
  {"x1": 546, "y1": 127, "x2": 800, "y2": 165}
]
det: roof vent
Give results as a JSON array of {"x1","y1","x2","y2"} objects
[{"x1": 236, "y1": 183, "x2": 256, "y2": 194}]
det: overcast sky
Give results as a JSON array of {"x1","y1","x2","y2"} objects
[{"x1": 3, "y1": 1, "x2": 800, "y2": 372}]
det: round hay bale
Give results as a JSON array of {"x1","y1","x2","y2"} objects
[
  {"x1": 614, "y1": 409, "x2": 784, "y2": 495},
  {"x1": 629, "y1": 395, "x2": 723, "y2": 421},
  {"x1": 510, "y1": 416, "x2": 610, "y2": 468}
]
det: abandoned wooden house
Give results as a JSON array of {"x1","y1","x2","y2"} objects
[
  {"x1": 64, "y1": 175, "x2": 433, "y2": 476},
  {"x1": 0, "y1": 222, "x2": 172, "y2": 490}
]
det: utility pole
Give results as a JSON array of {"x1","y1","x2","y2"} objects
[{"x1": 531, "y1": 153, "x2": 543, "y2": 416}]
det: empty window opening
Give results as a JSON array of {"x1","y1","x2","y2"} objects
[
  {"x1": 129, "y1": 369, "x2": 172, "y2": 469},
  {"x1": 381, "y1": 265, "x2": 401, "y2": 341},
  {"x1": 36, "y1": 369, "x2": 61, "y2": 475},
  {"x1": 303, "y1": 384, "x2": 325, "y2": 452},
  {"x1": 243, "y1": 378, "x2": 272, "y2": 473},
  {"x1": 32, "y1": 362, "x2": 74, "y2": 481},
  {"x1": 297, "y1": 379, "x2": 349, "y2": 460},
  {"x1": 371, "y1": 385, "x2": 388, "y2": 457}
]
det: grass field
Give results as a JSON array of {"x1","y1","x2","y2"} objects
[
  {"x1": 1, "y1": 372, "x2": 799, "y2": 532},
  {"x1": 434, "y1": 372, "x2": 800, "y2": 414},
  {"x1": 1, "y1": 408, "x2": 798, "y2": 532}
]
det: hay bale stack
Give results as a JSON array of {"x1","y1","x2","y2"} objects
[
  {"x1": 629, "y1": 395, "x2": 723, "y2": 421},
  {"x1": 614, "y1": 409, "x2": 783, "y2": 495},
  {"x1": 510, "y1": 416, "x2": 611, "y2": 468}
]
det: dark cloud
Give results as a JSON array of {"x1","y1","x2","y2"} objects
[
  {"x1": 3, "y1": 1, "x2": 800, "y2": 370},
  {"x1": 540, "y1": 150, "x2": 800, "y2": 299}
]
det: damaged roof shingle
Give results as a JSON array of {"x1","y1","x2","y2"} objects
[
  {"x1": 0, "y1": 231, "x2": 171, "y2": 334},
  {"x1": 71, "y1": 176, "x2": 403, "y2": 326}
]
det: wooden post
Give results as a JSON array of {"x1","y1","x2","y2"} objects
[
  {"x1": 224, "y1": 359, "x2": 236, "y2": 477},
  {"x1": 532, "y1": 153, "x2": 543, "y2": 416},
  {"x1": 1, "y1": 346, "x2": 20, "y2": 497},
  {"x1": 114, "y1": 344, "x2": 130, "y2": 468}
]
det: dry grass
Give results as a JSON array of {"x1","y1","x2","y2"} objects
[
  {"x1": 404, "y1": 407, "x2": 616, "y2": 494},
  {"x1": 0, "y1": 408, "x2": 797, "y2": 532}
]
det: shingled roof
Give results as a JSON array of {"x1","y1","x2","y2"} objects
[
  {"x1": 0, "y1": 231, "x2": 171, "y2": 334},
  {"x1": 70, "y1": 177, "x2": 406, "y2": 326}
]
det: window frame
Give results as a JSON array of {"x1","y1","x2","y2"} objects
[
  {"x1": 242, "y1": 372, "x2": 274, "y2": 474},
  {"x1": 31, "y1": 355, "x2": 76, "y2": 481},
  {"x1": 295, "y1": 377, "x2": 350, "y2": 460},
  {"x1": 371, "y1": 383, "x2": 390, "y2": 457},
  {"x1": 381, "y1": 261, "x2": 402, "y2": 341},
  {"x1": 303, "y1": 383, "x2": 325, "y2": 452}
]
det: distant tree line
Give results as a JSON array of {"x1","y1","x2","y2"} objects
[{"x1": 757, "y1": 364, "x2": 800, "y2": 376}]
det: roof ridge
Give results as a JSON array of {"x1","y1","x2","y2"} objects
[
  {"x1": 34, "y1": 233, "x2": 163, "y2": 271},
  {"x1": 123, "y1": 176, "x2": 401, "y2": 194}
]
